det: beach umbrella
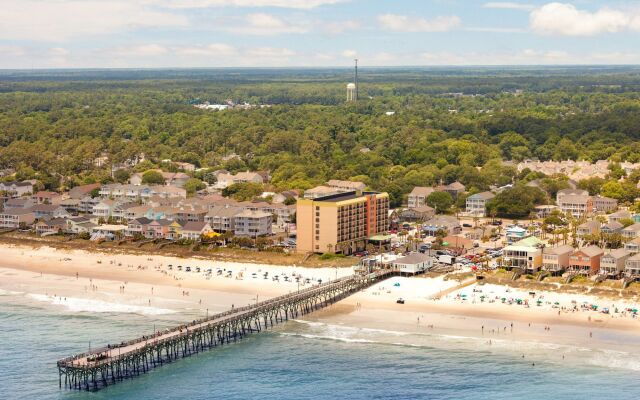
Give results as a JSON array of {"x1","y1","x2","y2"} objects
[{"x1": 633, "y1": 309, "x2": 638, "y2": 313}]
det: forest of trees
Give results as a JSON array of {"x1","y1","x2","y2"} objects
[{"x1": 3, "y1": 67, "x2": 640, "y2": 208}]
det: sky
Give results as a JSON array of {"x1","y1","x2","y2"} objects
[{"x1": 2, "y1": 0, "x2": 640, "y2": 68}]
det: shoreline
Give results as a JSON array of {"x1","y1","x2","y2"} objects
[{"x1": 3, "y1": 242, "x2": 640, "y2": 360}]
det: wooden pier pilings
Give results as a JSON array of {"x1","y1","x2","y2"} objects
[{"x1": 57, "y1": 270, "x2": 394, "y2": 391}]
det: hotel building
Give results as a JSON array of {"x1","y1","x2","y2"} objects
[{"x1": 296, "y1": 191, "x2": 389, "y2": 255}]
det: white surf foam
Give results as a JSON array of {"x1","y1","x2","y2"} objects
[
  {"x1": 27, "y1": 294, "x2": 176, "y2": 315},
  {"x1": 285, "y1": 320, "x2": 640, "y2": 373},
  {"x1": 281, "y1": 332, "x2": 377, "y2": 344}
]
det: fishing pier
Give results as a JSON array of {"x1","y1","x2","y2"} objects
[{"x1": 57, "y1": 270, "x2": 395, "y2": 391}]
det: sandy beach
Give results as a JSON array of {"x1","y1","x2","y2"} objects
[{"x1": 2, "y1": 243, "x2": 640, "y2": 359}]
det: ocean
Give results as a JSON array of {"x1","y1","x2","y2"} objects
[{"x1": 1, "y1": 288, "x2": 639, "y2": 400}]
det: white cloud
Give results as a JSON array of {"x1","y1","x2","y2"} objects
[
  {"x1": 483, "y1": 2, "x2": 534, "y2": 11},
  {"x1": 48, "y1": 47, "x2": 70, "y2": 56},
  {"x1": 0, "y1": 1, "x2": 188, "y2": 41},
  {"x1": 323, "y1": 20, "x2": 361, "y2": 34},
  {"x1": 341, "y1": 50, "x2": 357, "y2": 58},
  {"x1": 378, "y1": 14, "x2": 461, "y2": 32},
  {"x1": 246, "y1": 47, "x2": 295, "y2": 58},
  {"x1": 530, "y1": 3, "x2": 632, "y2": 36},
  {"x1": 223, "y1": 13, "x2": 309, "y2": 35},
  {"x1": 176, "y1": 43, "x2": 238, "y2": 56},
  {"x1": 111, "y1": 44, "x2": 169, "y2": 57},
  {"x1": 160, "y1": 0, "x2": 346, "y2": 9}
]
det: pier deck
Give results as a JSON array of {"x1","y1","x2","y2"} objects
[{"x1": 57, "y1": 269, "x2": 395, "y2": 391}]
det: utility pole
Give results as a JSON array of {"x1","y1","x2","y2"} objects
[{"x1": 354, "y1": 59, "x2": 358, "y2": 101}]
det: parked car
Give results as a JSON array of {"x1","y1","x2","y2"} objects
[{"x1": 462, "y1": 223, "x2": 472, "y2": 228}]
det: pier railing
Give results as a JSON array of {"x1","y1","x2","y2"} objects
[{"x1": 57, "y1": 269, "x2": 396, "y2": 390}]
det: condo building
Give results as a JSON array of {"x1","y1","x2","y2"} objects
[{"x1": 296, "y1": 191, "x2": 389, "y2": 255}]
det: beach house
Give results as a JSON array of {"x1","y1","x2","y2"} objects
[
  {"x1": 601, "y1": 221, "x2": 623, "y2": 235},
  {"x1": 234, "y1": 210, "x2": 273, "y2": 237},
  {"x1": 592, "y1": 196, "x2": 618, "y2": 213},
  {"x1": 127, "y1": 217, "x2": 152, "y2": 237},
  {"x1": 326, "y1": 180, "x2": 367, "y2": 193},
  {"x1": 422, "y1": 215, "x2": 461, "y2": 236},
  {"x1": 92, "y1": 199, "x2": 117, "y2": 219},
  {"x1": 465, "y1": 191, "x2": 495, "y2": 217},
  {"x1": 79, "y1": 196, "x2": 100, "y2": 214},
  {"x1": 505, "y1": 225, "x2": 529, "y2": 243},
  {"x1": 0, "y1": 181, "x2": 33, "y2": 197},
  {"x1": 31, "y1": 191, "x2": 62, "y2": 205},
  {"x1": 502, "y1": 242, "x2": 542, "y2": 273},
  {"x1": 66, "y1": 216, "x2": 95, "y2": 234},
  {"x1": 31, "y1": 204, "x2": 70, "y2": 220},
  {"x1": 90, "y1": 224, "x2": 127, "y2": 241},
  {"x1": 599, "y1": 249, "x2": 631, "y2": 278},
  {"x1": 146, "y1": 219, "x2": 173, "y2": 239},
  {"x1": 205, "y1": 206, "x2": 243, "y2": 232},
  {"x1": 608, "y1": 210, "x2": 632, "y2": 223},
  {"x1": 622, "y1": 223, "x2": 640, "y2": 239},
  {"x1": 0, "y1": 208, "x2": 35, "y2": 229},
  {"x1": 558, "y1": 194, "x2": 592, "y2": 218},
  {"x1": 542, "y1": 245, "x2": 574, "y2": 275},
  {"x1": 577, "y1": 220, "x2": 600, "y2": 237},
  {"x1": 437, "y1": 181, "x2": 465, "y2": 199},
  {"x1": 624, "y1": 254, "x2": 640, "y2": 278},
  {"x1": 568, "y1": 246, "x2": 604, "y2": 275},
  {"x1": 392, "y1": 253, "x2": 433, "y2": 275},
  {"x1": 180, "y1": 221, "x2": 213, "y2": 241},
  {"x1": 407, "y1": 187, "x2": 434, "y2": 208},
  {"x1": 35, "y1": 218, "x2": 67, "y2": 236},
  {"x1": 556, "y1": 188, "x2": 589, "y2": 204},
  {"x1": 3, "y1": 197, "x2": 35, "y2": 211},
  {"x1": 625, "y1": 238, "x2": 640, "y2": 255},
  {"x1": 400, "y1": 206, "x2": 435, "y2": 222},
  {"x1": 68, "y1": 183, "x2": 100, "y2": 200}
]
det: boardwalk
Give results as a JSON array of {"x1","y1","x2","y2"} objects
[{"x1": 57, "y1": 269, "x2": 395, "y2": 391}]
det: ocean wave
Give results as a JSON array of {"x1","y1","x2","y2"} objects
[
  {"x1": 27, "y1": 294, "x2": 176, "y2": 315},
  {"x1": 292, "y1": 319, "x2": 326, "y2": 327},
  {"x1": 284, "y1": 321, "x2": 640, "y2": 373},
  {"x1": 585, "y1": 349, "x2": 640, "y2": 371},
  {"x1": 280, "y1": 332, "x2": 377, "y2": 344}
]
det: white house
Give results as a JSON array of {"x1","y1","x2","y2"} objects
[{"x1": 392, "y1": 253, "x2": 433, "y2": 275}]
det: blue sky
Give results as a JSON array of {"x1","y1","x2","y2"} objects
[{"x1": 2, "y1": 0, "x2": 640, "y2": 68}]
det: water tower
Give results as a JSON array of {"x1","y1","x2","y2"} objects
[{"x1": 347, "y1": 83, "x2": 356, "y2": 102}]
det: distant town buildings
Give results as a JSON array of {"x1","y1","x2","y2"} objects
[{"x1": 517, "y1": 159, "x2": 640, "y2": 181}]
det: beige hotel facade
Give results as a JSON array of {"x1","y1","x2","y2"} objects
[{"x1": 296, "y1": 191, "x2": 389, "y2": 255}]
